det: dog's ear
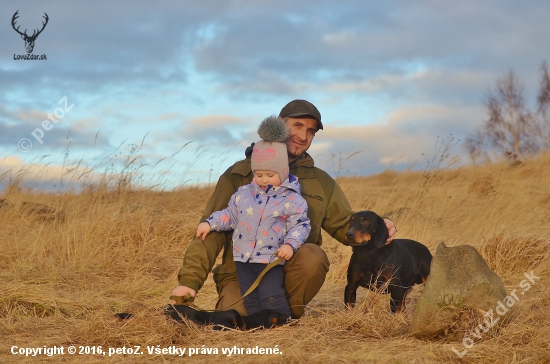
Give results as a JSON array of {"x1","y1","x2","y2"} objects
[{"x1": 372, "y1": 215, "x2": 389, "y2": 248}]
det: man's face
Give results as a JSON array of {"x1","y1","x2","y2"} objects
[{"x1": 284, "y1": 117, "x2": 318, "y2": 161}]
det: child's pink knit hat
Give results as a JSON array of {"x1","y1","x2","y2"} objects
[{"x1": 251, "y1": 116, "x2": 289, "y2": 182}]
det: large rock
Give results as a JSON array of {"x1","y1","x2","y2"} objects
[{"x1": 410, "y1": 242, "x2": 510, "y2": 337}]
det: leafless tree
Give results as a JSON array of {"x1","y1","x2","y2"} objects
[{"x1": 467, "y1": 63, "x2": 550, "y2": 163}]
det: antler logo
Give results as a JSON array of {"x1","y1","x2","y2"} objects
[{"x1": 12, "y1": 10, "x2": 49, "y2": 54}]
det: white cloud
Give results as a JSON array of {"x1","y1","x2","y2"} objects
[
  {"x1": 310, "y1": 103, "x2": 478, "y2": 174},
  {"x1": 0, "y1": 156, "x2": 99, "y2": 185}
]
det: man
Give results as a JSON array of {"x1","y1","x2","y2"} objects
[{"x1": 171, "y1": 100, "x2": 396, "y2": 318}]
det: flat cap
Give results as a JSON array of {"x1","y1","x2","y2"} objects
[{"x1": 279, "y1": 99, "x2": 323, "y2": 130}]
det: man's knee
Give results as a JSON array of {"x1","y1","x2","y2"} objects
[
  {"x1": 284, "y1": 244, "x2": 329, "y2": 318},
  {"x1": 285, "y1": 243, "x2": 329, "y2": 278}
]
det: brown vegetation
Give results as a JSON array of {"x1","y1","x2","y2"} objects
[{"x1": 1, "y1": 153, "x2": 550, "y2": 363}]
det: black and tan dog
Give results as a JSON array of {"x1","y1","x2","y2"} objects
[
  {"x1": 345, "y1": 211, "x2": 432, "y2": 313},
  {"x1": 164, "y1": 305, "x2": 288, "y2": 330},
  {"x1": 116, "y1": 306, "x2": 288, "y2": 330}
]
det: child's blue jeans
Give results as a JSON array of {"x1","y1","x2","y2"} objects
[{"x1": 235, "y1": 261, "x2": 291, "y2": 317}]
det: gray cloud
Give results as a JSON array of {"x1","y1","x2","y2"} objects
[
  {"x1": 1, "y1": 0, "x2": 548, "y2": 186},
  {"x1": 177, "y1": 115, "x2": 256, "y2": 146},
  {"x1": 192, "y1": 1, "x2": 550, "y2": 97},
  {"x1": 0, "y1": 103, "x2": 110, "y2": 154},
  {"x1": 310, "y1": 103, "x2": 480, "y2": 176},
  {"x1": 3, "y1": 0, "x2": 547, "y2": 103}
]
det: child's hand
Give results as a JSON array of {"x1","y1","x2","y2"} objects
[
  {"x1": 196, "y1": 222, "x2": 211, "y2": 240},
  {"x1": 277, "y1": 244, "x2": 294, "y2": 260}
]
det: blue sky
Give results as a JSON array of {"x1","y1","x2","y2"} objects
[{"x1": 1, "y1": 0, "x2": 549, "y2": 189}]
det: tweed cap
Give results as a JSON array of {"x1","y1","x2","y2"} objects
[{"x1": 279, "y1": 99, "x2": 323, "y2": 131}]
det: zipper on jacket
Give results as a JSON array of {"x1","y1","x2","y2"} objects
[{"x1": 249, "y1": 186, "x2": 274, "y2": 263}]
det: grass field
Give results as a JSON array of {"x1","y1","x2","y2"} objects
[{"x1": 1, "y1": 153, "x2": 550, "y2": 363}]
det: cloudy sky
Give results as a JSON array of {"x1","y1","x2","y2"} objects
[{"x1": 1, "y1": 0, "x2": 549, "y2": 189}]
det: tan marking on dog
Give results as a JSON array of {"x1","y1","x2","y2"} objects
[{"x1": 353, "y1": 231, "x2": 371, "y2": 244}]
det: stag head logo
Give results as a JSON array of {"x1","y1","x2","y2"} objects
[{"x1": 12, "y1": 11, "x2": 49, "y2": 54}]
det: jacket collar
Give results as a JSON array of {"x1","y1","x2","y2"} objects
[
  {"x1": 290, "y1": 153, "x2": 314, "y2": 168},
  {"x1": 250, "y1": 175, "x2": 301, "y2": 195}
]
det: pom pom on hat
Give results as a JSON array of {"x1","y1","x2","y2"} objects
[{"x1": 257, "y1": 116, "x2": 288, "y2": 143}]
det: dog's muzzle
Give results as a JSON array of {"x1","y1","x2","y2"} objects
[{"x1": 346, "y1": 229, "x2": 371, "y2": 246}]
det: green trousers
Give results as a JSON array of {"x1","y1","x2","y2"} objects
[{"x1": 213, "y1": 244, "x2": 330, "y2": 319}]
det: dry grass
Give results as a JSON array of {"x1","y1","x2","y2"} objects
[{"x1": 2, "y1": 153, "x2": 550, "y2": 363}]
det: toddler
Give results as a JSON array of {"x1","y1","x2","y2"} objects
[{"x1": 196, "y1": 116, "x2": 311, "y2": 318}]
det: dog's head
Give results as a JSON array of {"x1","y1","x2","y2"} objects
[{"x1": 346, "y1": 211, "x2": 388, "y2": 248}]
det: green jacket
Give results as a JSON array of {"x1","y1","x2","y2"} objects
[{"x1": 177, "y1": 153, "x2": 353, "y2": 291}]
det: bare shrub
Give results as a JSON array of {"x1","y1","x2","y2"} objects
[{"x1": 467, "y1": 63, "x2": 550, "y2": 163}]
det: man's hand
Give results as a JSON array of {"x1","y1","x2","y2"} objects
[
  {"x1": 384, "y1": 218, "x2": 397, "y2": 245},
  {"x1": 277, "y1": 244, "x2": 294, "y2": 260},
  {"x1": 170, "y1": 285, "x2": 196, "y2": 304},
  {"x1": 196, "y1": 222, "x2": 211, "y2": 241}
]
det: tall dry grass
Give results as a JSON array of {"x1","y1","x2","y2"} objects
[{"x1": 1, "y1": 153, "x2": 550, "y2": 363}]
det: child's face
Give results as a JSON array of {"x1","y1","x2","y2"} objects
[{"x1": 254, "y1": 170, "x2": 281, "y2": 190}]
